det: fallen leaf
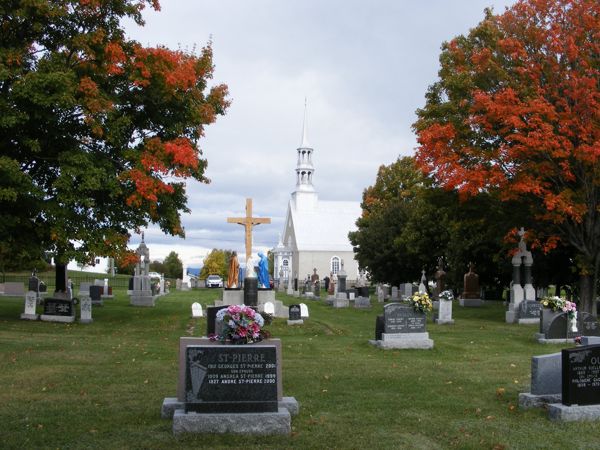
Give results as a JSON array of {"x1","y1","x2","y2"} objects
[
  {"x1": 485, "y1": 415, "x2": 495, "y2": 420},
  {"x1": 496, "y1": 387, "x2": 505, "y2": 398}
]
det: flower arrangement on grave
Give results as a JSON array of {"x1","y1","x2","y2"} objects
[
  {"x1": 407, "y1": 292, "x2": 433, "y2": 313},
  {"x1": 438, "y1": 290, "x2": 454, "y2": 302},
  {"x1": 540, "y1": 296, "x2": 577, "y2": 319},
  {"x1": 209, "y1": 305, "x2": 271, "y2": 344}
]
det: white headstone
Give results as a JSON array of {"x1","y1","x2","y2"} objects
[
  {"x1": 377, "y1": 285, "x2": 384, "y2": 302},
  {"x1": 349, "y1": 292, "x2": 355, "y2": 300},
  {"x1": 264, "y1": 301, "x2": 275, "y2": 315},
  {"x1": 80, "y1": 296, "x2": 93, "y2": 324},
  {"x1": 436, "y1": 298, "x2": 454, "y2": 324},
  {"x1": 21, "y1": 291, "x2": 38, "y2": 320},
  {"x1": 191, "y1": 302, "x2": 203, "y2": 318},
  {"x1": 300, "y1": 303, "x2": 309, "y2": 318}
]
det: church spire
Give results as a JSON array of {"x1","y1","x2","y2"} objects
[
  {"x1": 295, "y1": 99, "x2": 315, "y2": 192},
  {"x1": 300, "y1": 97, "x2": 310, "y2": 149}
]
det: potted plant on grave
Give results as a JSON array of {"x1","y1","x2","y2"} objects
[
  {"x1": 209, "y1": 305, "x2": 272, "y2": 344},
  {"x1": 407, "y1": 292, "x2": 433, "y2": 314}
]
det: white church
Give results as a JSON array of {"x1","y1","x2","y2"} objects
[{"x1": 272, "y1": 108, "x2": 361, "y2": 285}]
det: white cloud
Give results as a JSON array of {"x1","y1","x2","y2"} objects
[{"x1": 123, "y1": 0, "x2": 517, "y2": 265}]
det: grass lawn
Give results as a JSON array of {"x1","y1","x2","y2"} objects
[{"x1": 0, "y1": 289, "x2": 598, "y2": 449}]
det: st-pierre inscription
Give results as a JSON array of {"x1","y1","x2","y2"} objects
[{"x1": 185, "y1": 345, "x2": 277, "y2": 413}]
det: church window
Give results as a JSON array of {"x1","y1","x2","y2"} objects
[{"x1": 331, "y1": 256, "x2": 340, "y2": 274}]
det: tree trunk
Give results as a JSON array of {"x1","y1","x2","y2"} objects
[
  {"x1": 55, "y1": 263, "x2": 68, "y2": 295},
  {"x1": 579, "y1": 274, "x2": 597, "y2": 316}
]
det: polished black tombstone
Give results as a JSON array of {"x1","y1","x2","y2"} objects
[
  {"x1": 288, "y1": 304, "x2": 301, "y2": 321},
  {"x1": 375, "y1": 315, "x2": 384, "y2": 340},
  {"x1": 562, "y1": 344, "x2": 600, "y2": 406},
  {"x1": 357, "y1": 286, "x2": 370, "y2": 298},
  {"x1": 89, "y1": 285, "x2": 103, "y2": 302},
  {"x1": 205, "y1": 306, "x2": 228, "y2": 336},
  {"x1": 244, "y1": 277, "x2": 258, "y2": 306},
  {"x1": 43, "y1": 298, "x2": 75, "y2": 316},
  {"x1": 184, "y1": 344, "x2": 278, "y2": 413}
]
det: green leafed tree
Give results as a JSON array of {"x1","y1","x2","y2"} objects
[
  {"x1": 162, "y1": 251, "x2": 183, "y2": 279},
  {"x1": 200, "y1": 249, "x2": 229, "y2": 280},
  {"x1": 0, "y1": 1, "x2": 229, "y2": 290}
]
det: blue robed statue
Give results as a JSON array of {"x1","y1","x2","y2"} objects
[{"x1": 257, "y1": 251, "x2": 270, "y2": 289}]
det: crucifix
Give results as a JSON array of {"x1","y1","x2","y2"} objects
[{"x1": 227, "y1": 198, "x2": 271, "y2": 262}]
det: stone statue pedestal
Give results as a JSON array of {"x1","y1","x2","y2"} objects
[{"x1": 222, "y1": 289, "x2": 244, "y2": 305}]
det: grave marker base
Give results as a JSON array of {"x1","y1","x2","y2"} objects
[
  {"x1": 434, "y1": 318, "x2": 454, "y2": 325},
  {"x1": 162, "y1": 397, "x2": 299, "y2": 419},
  {"x1": 332, "y1": 298, "x2": 349, "y2": 308},
  {"x1": 20, "y1": 313, "x2": 39, "y2": 321},
  {"x1": 172, "y1": 407, "x2": 291, "y2": 435},
  {"x1": 369, "y1": 332, "x2": 434, "y2": 350},
  {"x1": 287, "y1": 319, "x2": 304, "y2": 325},
  {"x1": 517, "y1": 318, "x2": 539, "y2": 325},
  {"x1": 459, "y1": 298, "x2": 483, "y2": 307},
  {"x1": 40, "y1": 314, "x2": 75, "y2": 323},
  {"x1": 548, "y1": 403, "x2": 600, "y2": 422},
  {"x1": 518, "y1": 392, "x2": 561, "y2": 409}
]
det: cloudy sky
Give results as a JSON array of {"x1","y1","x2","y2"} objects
[{"x1": 121, "y1": 0, "x2": 517, "y2": 268}]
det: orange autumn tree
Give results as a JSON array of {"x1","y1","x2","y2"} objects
[
  {"x1": 0, "y1": 1, "x2": 229, "y2": 289},
  {"x1": 413, "y1": 0, "x2": 600, "y2": 313}
]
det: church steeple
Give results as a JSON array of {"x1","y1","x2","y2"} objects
[
  {"x1": 292, "y1": 99, "x2": 318, "y2": 211},
  {"x1": 295, "y1": 99, "x2": 315, "y2": 193}
]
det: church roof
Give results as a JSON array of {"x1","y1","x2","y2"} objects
[{"x1": 288, "y1": 199, "x2": 361, "y2": 252}]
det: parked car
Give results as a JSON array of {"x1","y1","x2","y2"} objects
[{"x1": 206, "y1": 274, "x2": 224, "y2": 288}]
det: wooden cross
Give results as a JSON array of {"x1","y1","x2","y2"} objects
[{"x1": 227, "y1": 198, "x2": 271, "y2": 262}]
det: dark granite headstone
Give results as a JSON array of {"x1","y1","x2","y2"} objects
[
  {"x1": 244, "y1": 277, "x2": 258, "y2": 306},
  {"x1": 357, "y1": 286, "x2": 369, "y2": 298},
  {"x1": 337, "y1": 274, "x2": 347, "y2": 293},
  {"x1": 43, "y1": 298, "x2": 74, "y2": 316},
  {"x1": 206, "y1": 306, "x2": 228, "y2": 336},
  {"x1": 462, "y1": 263, "x2": 480, "y2": 299},
  {"x1": 546, "y1": 313, "x2": 580, "y2": 340},
  {"x1": 383, "y1": 303, "x2": 426, "y2": 334},
  {"x1": 39, "y1": 281, "x2": 47, "y2": 293},
  {"x1": 519, "y1": 300, "x2": 542, "y2": 319},
  {"x1": 184, "y1": 344, "x2": 278, "y2": 413},
  {"x1": 579, "y1": 313, "x2": 600, "y2": 337},
  {"x1": 89, "y1": 285, "x2": 103, "y2": 302},
  {"x1": 28, "y1": 276, "x2": 39, "y2": 292},
  {"x1": 546, "y1": 312, "x2": 600, "y2": 339},
  {"x1": 375, "y1": 315, "x2": 384, "y2": 340},
  {"x1": 293, "y1": 278, "x2": 298, "y2": 291},
  {"x1": 128, "y1": 277, "x2": 134, "y2": 290},
  {"x1": 540, "y1": 308, "x2": 561, "y2": 334},
  {"x1": 562, "y1": 344, "x2": 600, "y2": 406},
  {"x1": 288, "y1": 304, "x2": 301, "y2": 321}
]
